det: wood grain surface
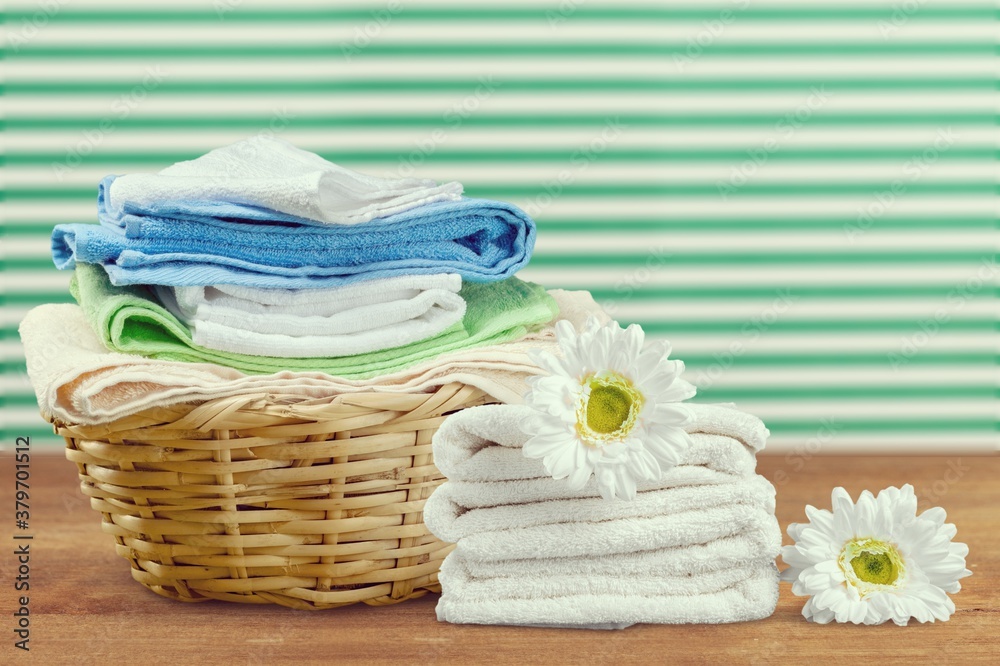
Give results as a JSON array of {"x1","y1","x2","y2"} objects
[{"x1": 2, "y1": 453, "x2": 996, "y2": 665}]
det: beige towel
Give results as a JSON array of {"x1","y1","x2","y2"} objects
[{"x1": 19, "y1": 289, "x2": 608, "y2": 425}]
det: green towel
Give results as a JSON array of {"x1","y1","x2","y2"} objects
[{"x1": 70, "y1": 263, "x2": 559, "y2": 379}]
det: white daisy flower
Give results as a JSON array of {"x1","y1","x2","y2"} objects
[
  {"x1": 781, "y1": 484, "x2": 972, "y2": 625},
  {"x1": 520, "y1": 316, "x2": 696, "y2": 501}
]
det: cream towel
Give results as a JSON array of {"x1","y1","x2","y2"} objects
[{"x1": 19, "y1": 289, "x2": 608, "y2": 425}]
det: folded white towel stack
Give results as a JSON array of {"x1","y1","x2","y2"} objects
[
  {"x1": 154, "y1": 273, "x2": 467, "y2": 358},
  {"x1": 424, "y1": 402, "x2": 781, "y2": 629}
]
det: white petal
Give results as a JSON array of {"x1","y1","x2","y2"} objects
[
  {"x1": 608, "y1": 323, "x2": 644, "y2": 374},
  {"x1": 782, "y1": 545, "x2": 818, "y2": 571},
  {"x1": 854, "y1": 491, "x2": 877, "y2": 535},
  {"x1": 636, "y1": 364, "x2": 682, "y2": 396},
  {"x1": 813, "y1": 559, "x2": 841, "y2": 574},
  {"x1": 554, "y1": 318, "x2": 578, "y2": 349},
  {"x1": 848, "y1": 600, "x2": 869, "y2": 624},
  {"x1": 802, "y1": 598, "x2": 836, "y2": 624},
  {"x1": 666, "y1": 377, "x2": 698, "y2": 401},
  {"x1": 872, "y1": 498, "x2": 895, "y2": 539},
  {"x1": 920, "y1": 506, "x2": 947, "y2": 526},
  {"x1": 831, "y1": 487, "x2": 857, "y2": 539},
  {"x1": 641, "y1": 426, "x2": 691, "y2": 467},
  {"x1": 803, "y1": 505, "x2": 837, "y2": 539},
  {"x1": 522, "y1": 434, "x2": 569, "y2": 460},
  {"x1": 544, "y1": 446, "x2": 578, "y2": 480},
  {"x1": 564, "y1": 457, "x2": 595, "y2": 491},
  {"x1": 645, "y1": 402, "x2": 694, "y2": 426},
  {"x1": 583, "y1": 315, "x2": 603, "y2": 335},
  {"x1": 616, "y1": 465, "x2": 638, "y2": 500},
  {"x1": 595, "y1": 465, "x2": 617, "y2": 501},
  {"x1": 630, "y1": 447, "x2": 662, "y2": 482}
]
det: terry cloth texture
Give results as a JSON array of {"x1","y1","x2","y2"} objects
[
  {"x1": 423, "y1": 401, "x2": 780, "y2": 628},
  {"x1": 51, "y1": 179, "x2": 535, "y2": 288}
]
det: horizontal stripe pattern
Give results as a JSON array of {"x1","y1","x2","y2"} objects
[
  {"x1": 5, "y1": 113, "x2": 996, "y2": 128},
  {"x1": 4, "y1": 6, "x2": 994, "y2": 22},
  {"x1": 2, "y1": 1, "x2": 996, "y2": 452},
  {"x1": 8, "y1": 43, "x2": 996, "y2": 58}
]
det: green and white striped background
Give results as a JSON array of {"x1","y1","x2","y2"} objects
[{"x1": 1, "y1": 1, "x2": 996, "y2": 453}]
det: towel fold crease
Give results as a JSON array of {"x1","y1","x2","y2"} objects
[
  {"x1": 424, "y1": 475, "x2": 777, "y2": 545},
  {"x1": 152, "y1": 273, "x2": 467, "y2": 358}
]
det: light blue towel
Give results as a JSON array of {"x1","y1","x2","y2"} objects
[{"x1": 51, "y1": 176, "x2": 536, "y2": 288}]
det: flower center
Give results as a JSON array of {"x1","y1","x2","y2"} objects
[
  {"x1": 839, "y1": 538, "x2": 904, "y2": 595},
  {"x1": 850, "y1": 551, "x2": 897, "y2": 585},
  {"x1": 577, "y1": 373, "x2": 644, "y2": 444}
]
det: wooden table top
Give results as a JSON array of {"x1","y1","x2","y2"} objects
[{"x1": 3, "y1": 453, "x2": 997, "y2": 665}]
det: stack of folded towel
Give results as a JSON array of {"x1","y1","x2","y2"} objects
[
  {"x1": 41, "y1": 136, "x2": 560, "y2": 385},
  {"x1": 424, "y1": 403, "x2": 781, "y2": 629},
  {"x1": 19, "y1": 290, "x2": 608, "y2": 425}
]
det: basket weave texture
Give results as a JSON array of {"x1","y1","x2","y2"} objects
[{"x1": 54, "y1": 382, "x2": 495, "y2": 610}]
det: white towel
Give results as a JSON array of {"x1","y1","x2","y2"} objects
[
  {"x1": 429, "y1": 501, "x2": 781, "y2": 628},
  {"x1": 459, "y1": 526, "x2": 781, "y2": 579},
  {"x1": 447, "y1": 562, "x2": 778, "y2": 601},
  {"x1": 422, "y1": 394, "x2": 779, "y2": 629},
  {"x1": 424, "y1": 475, "x2": 777, "y2": 545},
  {"x1": 431, "y1": 402, "x2": 769, "y2": 483},
  {"x1": 443, "y1": 502, "x2": 777, "y2": 563},
  {"x1": 18, "y1": 289, "x2": 609, "y2": 425},
  {"x1": 153, "y1": 274, "x2": 466, "y2": 358},
  {"x1": 431, "y1": 438, "x2": 757, "y2": 510},
  {"x1": 106, "y1": 136, "x2": 464, "y2": 225},
  {"x1": 171, "y1": 273, "x2": 462, "y2": 319},
  {"x1": 437, "y1": 555, "x2": 779, "y2": 628}
]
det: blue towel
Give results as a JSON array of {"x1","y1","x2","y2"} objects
[{"x1": 51, "y1": 176, "x2": 536, "y2": 288}]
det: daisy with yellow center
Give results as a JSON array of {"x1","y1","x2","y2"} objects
[
  {"x1": 781, "y1": 485, "x2": 971, "y2": 625},
  {"x1": 578, "y1": 373, "x2": 644, "y2": 443},
  {"x1": 520, "y1": 317, "x2": 696, "y2": 501}
]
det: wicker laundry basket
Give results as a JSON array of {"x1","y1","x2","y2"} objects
[{"x1": 53, "y1": 382, "x2": 495, "y2": 610}]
